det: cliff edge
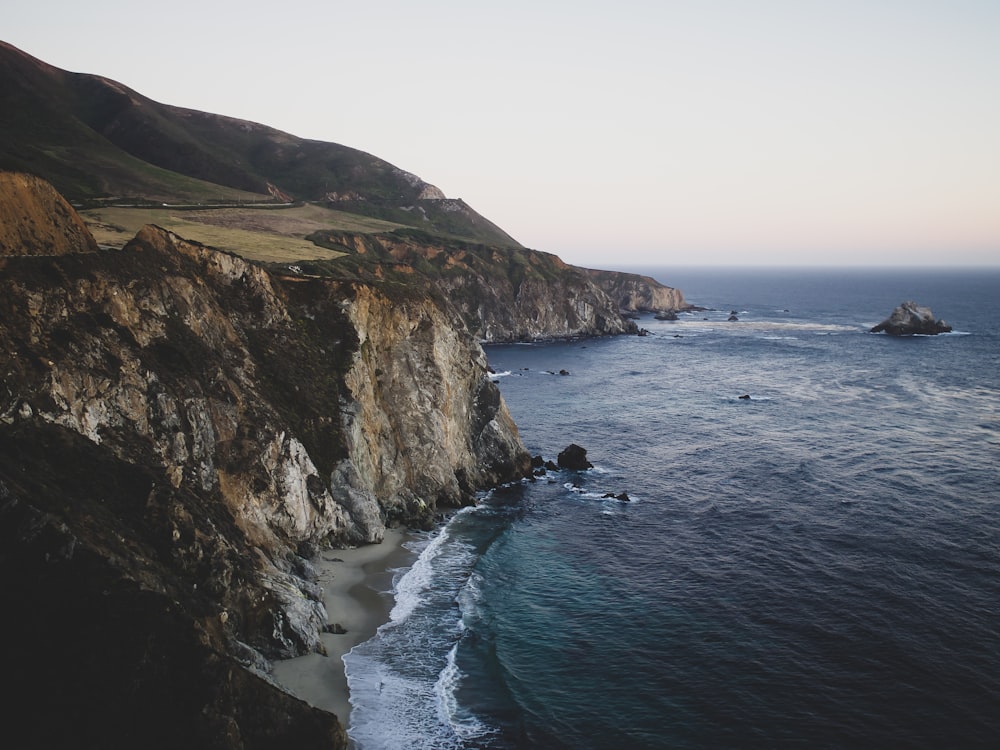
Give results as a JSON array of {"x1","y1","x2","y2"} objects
[
  {"x1": 301, "y1": 229, "x2": 684, "y2": 342},
  {"x1": 0, "y1": 174, "x2": 530, "y2": 748}
]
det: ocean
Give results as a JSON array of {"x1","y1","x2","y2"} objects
[{"x1": 343, "y1": 267, "x2": 1000, "y2": 749}]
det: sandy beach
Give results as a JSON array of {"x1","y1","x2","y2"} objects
[{"x1": 271, "y1": 527, "x2": 417, "y2": 728}]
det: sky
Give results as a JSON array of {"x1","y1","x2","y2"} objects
[{"x1": 5, "y1": 1, "x2": 1000, "y2": 268}]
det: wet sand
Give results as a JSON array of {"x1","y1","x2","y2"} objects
[{"x1": 271, "y1": 527, "x2": 417, "y2": 728}]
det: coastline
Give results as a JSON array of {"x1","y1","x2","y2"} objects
[{"x1": 271, "y1": 527, "x2": 417, "y2": 728}]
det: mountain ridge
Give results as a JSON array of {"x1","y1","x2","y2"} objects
[{"x1": 0, "y1": 40, "x2": 519, "y2": 247}]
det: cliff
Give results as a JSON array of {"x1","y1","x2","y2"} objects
[
  {"x1": 0, "y1": 174, "x2": 530, "y2": 748},
  {"x1": 301, "y1": 229, "x2": 684, "y2": 341},
  {"x1": 586, "y1": 268, "x2": 689, "y2": 314}
]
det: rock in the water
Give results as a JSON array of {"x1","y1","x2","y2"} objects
[
  {"x1": 602, "y1": 491, "x2": 630, "y2": 502},
  {"x1": 871, "y1": 301, "x2": 952, "y2": 336},
  {"x1": 557, "y1": 444, "x2": 593, "y2": 470}
]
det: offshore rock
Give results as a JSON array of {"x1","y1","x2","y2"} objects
[
  {"x1": 871, "y1": 301, "x2": 952, "y2": 336},
  {"x1": 558, "y1": 443, "x2": 594, "y2": 470}
]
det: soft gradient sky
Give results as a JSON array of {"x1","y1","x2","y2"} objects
[{"x1": 6, "y1": 1, "x2": 999, "y2": 267}]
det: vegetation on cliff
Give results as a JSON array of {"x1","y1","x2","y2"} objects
[{"x1": 0, "y1": 173, "x2": 530, "y2": 748}]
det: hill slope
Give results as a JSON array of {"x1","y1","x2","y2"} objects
[{"x1": 0, "y1": 40, "x2": 518, "y2": 247}]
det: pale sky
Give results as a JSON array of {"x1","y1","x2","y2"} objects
[{"x1": 6, "y1": 1, "x2": 999, "y2": 267}]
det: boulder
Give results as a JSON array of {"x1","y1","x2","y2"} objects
[
  {"x1": 557, "y1": 444, "x2": 593, "y2": 470},
  {"x1": 871, "y1": 301, "x2": 952, "y2": 336}
]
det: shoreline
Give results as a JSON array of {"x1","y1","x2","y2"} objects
[{"x1": 271, "y1": 527, "x2": 418, "y2": 728}]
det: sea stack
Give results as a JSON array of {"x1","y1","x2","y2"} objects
[
  {"x1": 871, "y1": 301, "x2": 952, "y2": 336},
  {"x1": 557, "y1": 444, "x2": 594, "y2": 470}
]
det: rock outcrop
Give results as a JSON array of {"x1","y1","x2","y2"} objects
[
  {"x1": 557, "y1": 443, "x2": 594, "y2": 470},
  {"x1": 302, "y1": 230, "x2": 666, "y2": 342},
  {"x1": 332, "y1": 279, "x2": 529, "y2": 534},
  {"x1": 0, "y1": 174, "x2": 531, "y2": 748},
  {"x1": 0, "y1": 171, "x2": 99, "y2": 256},
  {"x1": 586, "y1": 268, "x2": 689, "y2": 316},
  {"x1": 871, "y1": 301, "x2": 952, "y2": 336}
]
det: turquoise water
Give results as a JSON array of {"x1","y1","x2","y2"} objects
[{"x1": 345, "y1": 268, "x2": 1000, "y2": 749}]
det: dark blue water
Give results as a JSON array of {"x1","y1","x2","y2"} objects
[{"x1": 345, "y1": 268, "x2": 1000, "y2": 749}]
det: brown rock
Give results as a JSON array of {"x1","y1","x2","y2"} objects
[{"x1": 0, "y1": 171, "x2": 99, "y2": 256}]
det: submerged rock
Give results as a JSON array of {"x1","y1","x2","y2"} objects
[{"x1": 871, "y1": 301, "x2": 952, "y2": 336}]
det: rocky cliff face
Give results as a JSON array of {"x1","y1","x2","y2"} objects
[
  {"x1": 334, "y1": 282, "x2": 528, "y2": 535},
  {"x1": 0, "y1": 174, "x2": 530, "y2": 748},
  {"x1": 304, "y1": 230, "x2": 686, "y2": 342},
  {"x1": 586, "y1": 268, "x2": 689, "y2": 314}
]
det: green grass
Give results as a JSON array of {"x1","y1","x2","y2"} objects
[{"x1": 81, "y1": 204, "x2": 408, "y2": 263}]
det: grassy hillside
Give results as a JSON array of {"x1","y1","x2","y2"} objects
[
  {"x1": 81, "y1": 204, "x2": 409, "y2": 262},
  {"x1": 0, "y1": 40, "x2": 520, "y2": 248}
]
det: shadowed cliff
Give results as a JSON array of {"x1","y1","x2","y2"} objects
[{"x1": 0, "y1": 173, "x2": 530, "y2": 748}]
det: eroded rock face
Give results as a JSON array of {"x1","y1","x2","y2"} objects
[
  {"x1": 0, "y1": 175, "x2": 530, "y2": 746},
  {"x1": 338, "y1": 282, "x2": 530, "y2": 537},
  {"x1": 871, "y1": 301, "x2": 952, "y2": 336},
  {"x1": 306, "y1": 231, "x2": 644, "y2": 342},
  {"x1": 586, "y1": 268, "x2": 689, "y2": 316},
  {"x1": 0, "y1": 425, "x2": 348, "y2": 750},
  {"x1": 0, "y1": 171, "x2": 99, "y2": 256}
]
